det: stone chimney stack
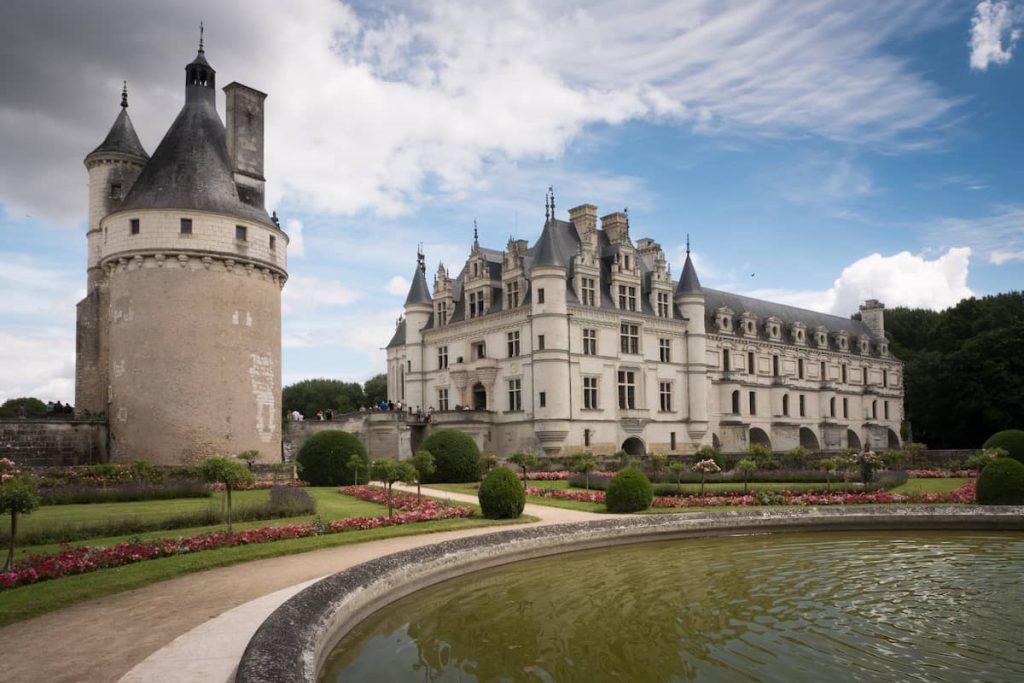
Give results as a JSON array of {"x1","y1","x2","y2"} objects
[
  {"x1": 224, "y1": 82, "x2": 267, "y2": 209},
  {"x1": 569, "y1": 204, "x2": 597, "y2": 234},
  {"x1": 859, "y1": 299, "x2": 885, "y2": 338},
  {"x1": 601, "y1": 211, "x2": 630, "y2": 244}
]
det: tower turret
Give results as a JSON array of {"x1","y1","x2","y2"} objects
[
  {"x1": 185, "y1": 24, "x2": 216, "y2": 106},
  {"x1": 674, "y1": 238, "x2": 709, "y2": 443},
  {"x1": 401, "y1": 249, "x2": 433, "y2": 408}
]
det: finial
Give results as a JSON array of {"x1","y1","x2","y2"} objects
[
  {"x1": 549, "y1": 186, "x2": 555, "y2": 218},
  {"x1": 473, "y1": 219, "x2": 479, "y2": 244},
  {"x1": 271, "y1": 210, "x2": 280, "y2": 227},
  {"x1": 686, "y1": 233, "x2": 691, "y2": 256},
  {"x1": 417, "y1": 243, "x2": 425, "y2": 272},
  {"x1": 199, "y1": 21, "x2": 205, "y2": 54},
  {"x1": 121, "y1": 81, "x2": 128, "y2": 109},
  {"x1": 544, "y1": 190, "x2": 550, "y2": 221}
]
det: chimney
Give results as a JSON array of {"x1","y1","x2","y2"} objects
[
  {"x1": 224, "y1": 82, "x2": 267, "y2": 209},
  {"x1": 601, "y1": 211, "x2": 629, "y2": 244},
  {"x1": 859, "y1": 299, "x2": 885, "y2": 338},
  {"x1": 569, "y1": 204, "x2": 597, "y2": 235}
]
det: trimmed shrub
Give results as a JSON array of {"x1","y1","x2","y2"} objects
[
  {"x1": 605, "y1": 467, "x2": 654, "y2": 513},
  {"x1": 976, "y1": 457, "x2": 1024, "y2": 505},
  {"x1": 983, "y1": 430, "x2": 1024, "y2": 465},
  {"x1": 478, "y1": 467, "x2": 526, "y2": 519},
  {"x1": 296, "y1": 431, "x2": 369, "y2": 487},
  {"x1": 419, "y1": 430, "x2": 482, "y2": 483}
]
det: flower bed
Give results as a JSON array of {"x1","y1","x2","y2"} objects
[
  {"x1": 522, "y1": 470, "x2": 617, "y2": 480},
  {"x1": 525, "y1": 482, "x2": 978, "y2": 509},
  {"x1": 0, "y1": 487, "x2": 473, "y2": 590},
  {"x1": 208, "y1": 479, "x2": 309, "y2": 491},
  {"x1": 907, "y1": 469, "x2": 977, "y2": 478}
]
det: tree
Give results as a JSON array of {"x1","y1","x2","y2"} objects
[
  {"x1": 0, "y1": 397, "x2": 47, "y2": 419},
  {"x1": 735, "y1": 458, "x2": 757, "y2": 494},
  {"x1": 509, "y1": 452, "x2": 539, "y2": 483},
  {"x1": 363, "y1": 373, "x2": 388, "y2": 406},
  {"x1": 410, "y1": 450, "x2": 436, "y2": 500},
  {"x1": 370, "y1": 459, "x2": 417, "y2": 517},
  {"x1": 347, "y1": 454, "x2": 366, "y2": 486},
  {"x1": 692, "y1": 458, "x2": 721, "y2": 496},
  {"x1": 199, "y1": 456, "x2": 255, "y2": 532},
  {"x1": 667, "y1": 461, "x2": 687, "y2": 493},
  {"x1": 282, "y1": 378, "x2": 366, "y2": 418},
  {"x1": 817, "y1": 457, "x2": 836, "y2": 492},
  {"x1": 0, "y1": 473, "x2": 40, "y2": 572},
  {"x1": 747, "y1": 443, "x2": 777, "y2": 470},
  {"x1": 237, "y1": 450, "x2": 260, "y2": 470},
  {"x1": 568, "y1": 453, "x2": 597, "y2": 490},
  {"x1": 648, "y1": 453, "x2": 667, "y2": 480}
]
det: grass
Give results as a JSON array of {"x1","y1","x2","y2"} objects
[{"x1": 890, "y1": 477, "x2": 971, "y2": 494}]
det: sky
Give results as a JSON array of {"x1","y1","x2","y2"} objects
[{"x1": 1, "y1": 0, "x2": 1022, "y2": 404}]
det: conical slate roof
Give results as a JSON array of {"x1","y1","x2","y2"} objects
[
  {"x1": 87, "y1": 107, "x2": 149, "y2": 161},
  {"x1": 531, "y1": 219, "x2": 566, "y2": 269},
  {"x1": 405, "y1": 264, "x2": 433, "y2": 306},
  {"x1": 118, "y1": 96, "x2": 272, "y2": 226},
  {"x1": 676, "y1": 253, "x2": 701, "y2": 295}
]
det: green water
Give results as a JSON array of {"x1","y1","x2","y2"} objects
[{"x1": 321, "y1": 531, "x2": 1024, "y2": 682}]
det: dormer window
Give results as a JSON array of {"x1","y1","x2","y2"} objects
[
  {"x1": 765, "y1": 317, "x2": 782, "y2": 341},
  {"x1": 858, "y1": 337, "x2": 870, "y2": 354},
  {"x1": 740, "y1": 313, "x2": 759, "y2": 338},
  {"x1": 715, "y1": 307, "x2": 735, "y2": 334},
  {"x1": 791, "y1": 323, "x2": 807, "y2": 345},
  {"x1": 836, "y1": 332, "x2": 849, "y2": 351},
  {"x1": 879, "y1": 341, "x2": 889, "y2": 357}
]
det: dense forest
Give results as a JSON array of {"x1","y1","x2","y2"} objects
[
  {"x1": 882, "y1": 292, "x2": 1024, "y2": 449},
  {"x1": 282, "y1": 374, "x2": 388, "y2": 419}
]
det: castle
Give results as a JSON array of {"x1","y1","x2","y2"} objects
[
  {"x1": 75, "y1": 36, "x2": 288, "y2": 464},
  {"x1": 386, "y1": 194, "x2": 903, "y2": 458}
]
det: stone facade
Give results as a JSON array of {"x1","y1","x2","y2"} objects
[
  {"x1": 387, "y1": 199, "x2": 903, "y2": 458},
  {"x1": 74, "y1": 39, "x2": 288, "y2": 465}
]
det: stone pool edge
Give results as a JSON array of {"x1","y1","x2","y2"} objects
[{"x1": 234, "y1": 505, "x2": 1024, "y2": 683}]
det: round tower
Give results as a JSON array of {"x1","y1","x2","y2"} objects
[
  {"x1": 89, "y1": 38, "x2": 288, "y2": 464},
  {"x1": 675, "y1": 241, "x2": 709, "y2": 443},
  {"x1": 402, "y1": 249, "x2": 433, "y2": 409}
]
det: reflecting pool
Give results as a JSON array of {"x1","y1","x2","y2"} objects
[{"x1": 321, "y1": 531, "x2": 1024, "y2": 682}]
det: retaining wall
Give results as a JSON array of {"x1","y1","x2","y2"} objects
[{"x1": 0, "y1": 418, "x2": 108, "y2": 467}]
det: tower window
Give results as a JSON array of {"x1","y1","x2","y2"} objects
[
  {"x1": 748, "y1": 352, "x2": 755, "y2": 375},
  {"x1": 269, "y1": 235, "x2": 276, "y2": 250},
  {"x1": 799, "y1": 394, "x2": 806, "y2": 417},
  {"x1": 180, "y1": 218, "x2": 193, "y2": 234},
  {"x1": 749, "y1": 391, "x2": 757, "y2": 415},
  {"x1": 537, "y1": 335, "x2": 545, "y2": 351},
  {"x1": 798, "y1": 359, "x2": 804, "y2": 379},
  {"x1": 109, "y1": 183, "x2": 121, "y2": 199},
  {"x1": 539, "y1": 392, "x2": 546, "y2": 408},
  {"x1": 537, "y1": 288, "x2": 545, "y2": 304},
  {"x1": 723, "y1": 349, "x2": 730, "y2": 371},
  {"x1": 773, "y1": 355, "x2": 779, "y2": 376},
  {"x1": 130, "y1": 218, "x2": 140, "y2": 235},
  {"x1": 235, "y1": 225, "x2": 248, "y2": 241}
]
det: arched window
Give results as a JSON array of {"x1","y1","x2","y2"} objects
[
  {"x1": 723, "y1": 349, "x2": 730, "y2": 371},
  {"x1": 872, "y1": 400, "x2": 878, "y2": 419},
  {"x1": 829, "y1": 397, "x2": 836, "y2": 417},
  {"x1": 782, "y1": 394, "x2": 789, "y2": 416},
  {"x1": 731, "y1": 390, "x2": 740, "y2": 414}
]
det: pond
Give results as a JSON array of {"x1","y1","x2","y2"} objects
[{"x1": 321, "y1": 531, "x2": 1024, "y2": 682}]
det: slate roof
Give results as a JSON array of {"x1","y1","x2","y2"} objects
[
  {"x1": 532, "y1": 219, "x2": 567, "y2": 268},
  {"x1": 676, "y1": 253, "x2": 701, "y2": 294},
  {"x1": 87, "y1": 108, "x2": 149, "y2": 161},
  {"x1": 702, "y1": 288, "x2": 875, "y2": 339},
  {"x1": 386, "y1": 318, "x2": 406, "y2": 348},
  {"x1": 405, "y1": 266, "x2": 433, "y2": 305}
]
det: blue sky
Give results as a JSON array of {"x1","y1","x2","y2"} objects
[{"x1": 1, "y1": 0, "x2": 1022, "y2": 403}]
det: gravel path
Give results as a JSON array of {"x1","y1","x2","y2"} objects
[{"x1": 0, "y1": 485, "x2": 607, "y2": 683}]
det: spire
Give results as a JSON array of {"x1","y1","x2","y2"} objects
[
  {"x1": 121, "y1": 81, "x2": 128, "y2": 109},
  {"x1": 544, "y1": 189, "x2": 550, "y2": 222},
  {"x1": 532, "y1": 218, "x2": 566, "y2": 269},
  {"x1": 473, "y1": 219, "x2": 479, "y2": 246},
  {"x1": 186, "y1": 26, "x2": 215, "y2": 104},
  {"x1": 85, "y1": 83, "x2": 149, "y2": 163},
  {"x1": 198, "y1": 21, "x2": 205, "y2": 55},
  {"x1": 676, "y1": 239, "x2": 702, "y2": 296},
  {"x1": 685, "y1": 233, "x2": 690, "y2": 256},
  {"x1": 549, "y1": 185, "x2": 555, "y2": 218},
  {"x1": 405, "y1": 250, "x2": 433, "y2": 305}
]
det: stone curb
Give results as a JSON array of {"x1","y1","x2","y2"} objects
[{"x1": 235, "y1": 506, "x2": 1024, "y2": 682}]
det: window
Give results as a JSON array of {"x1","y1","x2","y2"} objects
[
  {"x1": 749, "y1": 391, "x2": 757, "y2": 415},
  {"x1": 624, "y1": 254, "x2": 631, "y2": 271},
  {"x1": 820, "y1": 361, "x2": 827, "y2": 381},
  {"x1": 581, "y1": 277, "x2": 596, "y2": 306},
  {"x1": 437, "y1": 346, "x2": 448, "y2": 369},
  {"x1": 843, "y1": 397, "x2": 849, "y2": 418},
  {"x1": 670, "y1": 432, "x2": 677, "y2": 451},
  {"x1": 620, "y1": 323, "x2": 639, "y2": 354},
  {"x1": 474, "y1": 341, "x2": 486, "y2": 359},
  {"x1": 883, "y1": 369, "x2": 888, "y2": 387},
  {"x1": 656, "y1": 291, "x2": 670, "y2": 318},
  {"x1": 798, "y1": 359, "x2": 804, "y2": 379},
  {"x1": 830, "y1": 397, "x2": 836, "y2": 417},
  {"x1": 617, "y1": 370, "x2": 636, "y2": 409},
  {"x1": 468, "y1": 291, "x2": 485, "y2": 318},
  {"x1": 799, "y1": 394, "x2": 806, "y2": 417},
  {"x1": 782, "y1": 394, "x2": 789, "y2": 416},
  {"x1": 438, "y1": 388, "x2": 449, "y2": 411},
  {"x1": 507, "y1": 331, "x2": 520, "y2": 357},
  {"x1": 841, "y1": 364, "x2": 848, "y2": 384},
  {"x1": 110, "y1": 183, "x2": 121, "y2": 199},
  {"x1": 583, "y1": 377, "x2": 599, "y2": 409},
  {"x1": 130, "y1": 218, "x2": 140, "y2": 235},
  {"x1": 731, "y1": 390, "x2": 740, "y2": 414},
  {"x1": 269, "y1": 235, "x2": 275, "y2": 250},
  {"x1": 584, "y1": 429, "x2": 591, "y2": 447},
  {"x1": 407, "y1": 360, "x2": 412, "y2": 372},
  {"x1": 748, "y1": 352, "x2": 755, "y2": 375},
  {"x1": 659, "y1": 338, "x2": 671, "y2": 363},
  {"x1": 872, "y1": 400, "x2": 878, "y2": 419},
  {"x1": 235, "y1": 225, "x2": 247, "y2": 241},
  {"x1": 659, "y1": 382, "x2": 672, "y2": 412},
  {"x1": 472, "y1": 262, "x2": 478, "y2": 277},
  {"x1": 616, "y1": 285, "x2": 638, "y2": 311},
  {"x1": 508, "y1": 379, "x2": 522, "y2": 412},
  {"x1": 436, "y1": 302, "x2": 448, "y2": 326},
  {"x1": 884, "y1": 400, "x2": 890, "y2": 420},
  {"x1": 539, "y1": 392, "x2": 546, "y2": 408},
  {"x1": 180, "y1": 218, "x2": 192, "y2": 234},
  {"x1": 773, "y1": 355, "x2": 780, "y2": 377},
  {"x1": 723, "y1": 349, "x2": 730, "y2": 371},
  {"x1": 582, "y1": 328, "x2": 597, "y2": 355},
  {"x1": 537, "y1": 288, "x2": 545, "y2": 304},
  {"x1": 506, "y1": 281, "x2": 520, "y2": 309}
]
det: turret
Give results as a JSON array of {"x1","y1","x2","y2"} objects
[
  {"x1": 402, "y1": 249, "x2": 433, "y2": 408},
  {"x1": 185, "y1": 25, "x2": 216, "y2": 106},
  {"x1": 859, "y1": 299, "x2": 885, "y2": 339},
  {"x1": 674, "y1": 238, "x2": 708, "y2": 442}
]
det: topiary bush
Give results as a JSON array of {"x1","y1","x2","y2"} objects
[
  {"x1": 419, "y1": 430, "x2": 482, "y2": 483},
  {"x1": 478, "y1": 467, "x2": 526, "y2": 519},
  {"x1": 296, "y1": 430, "x2": 369, "y2": 487},
  {"x1": 605, "y1": 467, "x2": 654, "y2": 513},
  {"x1": 976, "y1": 457, "x2": 1024, "y2": 505},
  {"x1": 983, "y1": 430, "x2": 1024, "y2": 465}
]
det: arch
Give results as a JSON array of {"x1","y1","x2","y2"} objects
[
  {"x1": 622, "y1": 437, "x2": 646, "y2": 457},
  {"x1": 749, "y1": 427, "x2": 771, "y2": 450},
  {"x1": 472, "y1": 383, "x2": 487, "y2": 411},
  {"x1": 799, "y1": 427, "x2": 819, "y2": 451},
  {"x1": 846, "y1": 429, "x2": 862, "y2": 451},
  {"x1": 731, "y1": 390, "x2": 740, "y2": 414},
  {"x1": 887, "y1": 428, "x2": 900, "y2": 449}
]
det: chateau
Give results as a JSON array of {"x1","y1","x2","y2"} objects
[
  {"x1": 387, "y1": 195, "x2": 903, "y2": 457},
  {"x1": 75, "y1": 37, "x2": 288, "y2": 464}
]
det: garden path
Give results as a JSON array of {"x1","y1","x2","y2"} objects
[{"x1": 0, "y1": 485, "x2": 609, "y2": 683}]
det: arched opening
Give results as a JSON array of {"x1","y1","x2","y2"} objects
[
  {"x1": 829, "y1": 397, "x2": 836, "y2": 417},
  {"x1": 847, "y1": 429, "x2": 862, "y2": 451},
  {"x1": 749, "y1": 427, "x2": 771, "y2": 450},
  {"x1": 887, "y1": 428, "x2": 900, "y2": 449},
  {"x1": 871, "y1": 400, "x2": 878, "y2": 419},
  {"x1": 622, "y1": 437, "x2": 646, "y2": 457},
  {"x1": 472, "y1": 383, "x2": 487, "y2": 411},
  {"x1": 799, "y1": 427, "x2": 819, "y2": 451},
  {"x1": 712, "y1": 433, "x2": 721, "y2": 451},
  {"x1": 782, "y1": 394, "x2": 790, "y2": 416},
  {"x1": 731, "y1": 390, "x2": 740, "y2": 414}
]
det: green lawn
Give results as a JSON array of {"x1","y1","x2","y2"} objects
[{"x1": 890, "y1": 477, "x2": 971, "y2": 494}]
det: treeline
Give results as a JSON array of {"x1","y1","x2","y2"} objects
[
  {"x1": 884, "y1": 291, "x2": 1024, "y2": 448},
  {"x1": 282, "y1": 374, "x2": 388, "y2": 418}
]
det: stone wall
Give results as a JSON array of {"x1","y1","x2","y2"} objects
[{"x1": 0, "y1": 419, "x2": 108, "y2": 467}]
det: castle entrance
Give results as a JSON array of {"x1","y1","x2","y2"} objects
[
  {"x1": 622, "y1": 437, "x2": 646, "y2": 457},
  {"x1": 472, "y1": 383, "x2": 487, "y2": 410}
]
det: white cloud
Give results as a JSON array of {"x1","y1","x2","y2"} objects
[
  {"x1": 285, "y1": 218, "x2": 305, "y2": 257},
  {"x1": 926, "y1": 205, "x2": 1024, "y2": 265},
  {"x1": 0, "y1": 329, "x2": 75, "y2": 403},
  {"x1": 990, "y1": 249, "x2": 1024, "y2": 264},
  {"x1": 281, "y1": 275, "x2": 362, "y2": 314},
  {"x1": 970, "y1": 0, "x2": 1022, "y2": 70},
  {"x1": 740, "y1": 248, "x2": 974, "y2": 316},
  {"x1": 386, "y1": 275, "x2": 410, "y2": 296}
]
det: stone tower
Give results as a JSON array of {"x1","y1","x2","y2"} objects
[
  {"x1": 75, "y1": 35, "x2": 289, "y2": 464},
  {"x1": 675, "y1": 244, "x2": 709, "y2": 442}
]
